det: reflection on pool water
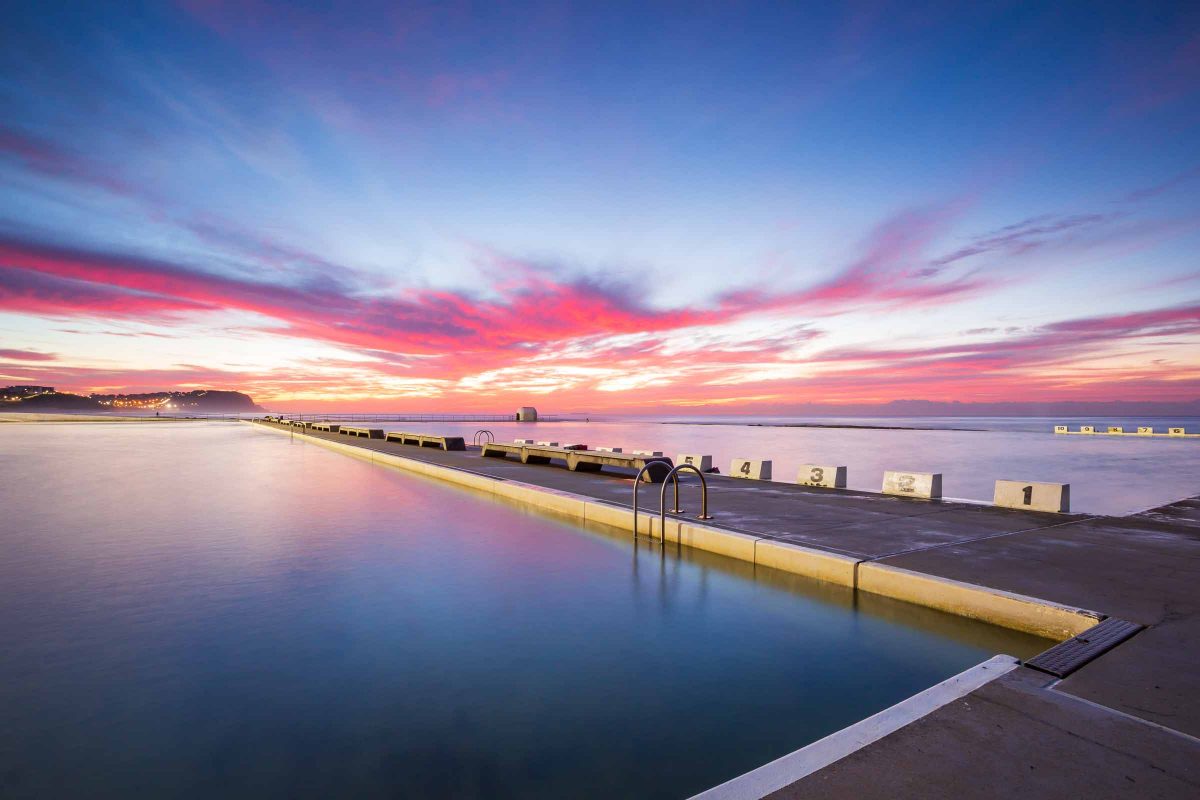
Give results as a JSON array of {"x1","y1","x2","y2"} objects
[{"x1": 0, "y1": 423, "x2": 1050, "y2": 799}]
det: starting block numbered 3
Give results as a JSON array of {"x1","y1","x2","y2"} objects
[{"x1": 797, "y1": 464, "x2": 846, "y2": 488}]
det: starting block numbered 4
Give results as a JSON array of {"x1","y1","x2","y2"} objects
[{"x1": 730, "y1": 458, "x2": 772, "y2": 480}]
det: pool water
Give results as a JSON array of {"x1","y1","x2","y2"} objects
[{"x1": 0, "y1": 423, "x2": 1050, "y2": 799}]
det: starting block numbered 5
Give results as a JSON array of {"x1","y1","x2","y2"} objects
[{"x1": 676, "y1": 454, "x2": 713, "y2": 472}]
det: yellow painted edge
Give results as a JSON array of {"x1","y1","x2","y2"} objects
[
  {"x1": 856, "y1": 562, "x2": 1100, "y2": 640},
  {"x1": 754, "y1": 539, "x2": 858, "y2": 587}
]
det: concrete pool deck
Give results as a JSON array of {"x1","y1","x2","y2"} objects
[{"x1": 249, "y1": 421, "x2": 1200, "y2": 798}]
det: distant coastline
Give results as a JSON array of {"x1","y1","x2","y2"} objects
[{"x1": 662, "y1": 420, "x2": 987, "y2": 432}]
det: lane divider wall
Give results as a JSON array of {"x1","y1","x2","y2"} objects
[{"x1": 249, "y1": 421, "x2": 1100, "y2": 640}]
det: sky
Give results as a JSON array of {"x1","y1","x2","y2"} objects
[{"x1": 1, "y1": 0, "x2": 1198, "y2": 413}]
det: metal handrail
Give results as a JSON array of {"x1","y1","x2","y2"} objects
[
  {"x1": 473, "y1": 429, "x2": 495, "y2": 446},
  {"x1": 632, "y1": 462, "x2": 713, "y2": 549},
  {"x1": 632, "y1": 463, "x2": 675, "y2": 545}
]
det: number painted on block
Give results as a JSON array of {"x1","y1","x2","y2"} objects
[
  {"x1": 739, "y1": 461, "x2": 751, "y2": 475},
  {"x1": 898, "y1": 474, "x2": 915, "y2": 492},
  {"x1": 1022, "y1": 485, "x2": 1033, "y2": 505},
  {"x1": 810, "y1": 466, "x2": 824, "y2": 483}
]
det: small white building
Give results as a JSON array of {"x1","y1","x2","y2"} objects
[{"x1": 516, "y1": 406, "x2": 538, "y2": 422}]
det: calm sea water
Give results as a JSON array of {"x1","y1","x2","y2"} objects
[
  {"x1": 0, "y1": 423, "x2": 1048, "y2": 799},
  {"x1": 320, "y1": 415, "x2": 1200, "y2": 516}
]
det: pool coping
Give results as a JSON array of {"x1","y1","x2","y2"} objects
[
  {"x1": 688, "y1": 655, "x2": 1020, "y2": 800},
  {"x1": 249, "y1": 422, "x2": 1101, "y2": 641}
]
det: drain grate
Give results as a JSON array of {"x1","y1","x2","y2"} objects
[{"x1": 1024, "y1": 617, "x2": 1143, "y2": 678}]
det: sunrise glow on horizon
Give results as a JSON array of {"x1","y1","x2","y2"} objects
[{"x1": 2, "y1": 2, "x2": 1199, "y2": 413}]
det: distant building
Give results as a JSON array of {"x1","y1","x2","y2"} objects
[
  {"x1": 517, "y1": 406, "x2": 538, "y2": 421},
  {"x1": 1, "y1": 385, "x2": 54, "y2": 401}
]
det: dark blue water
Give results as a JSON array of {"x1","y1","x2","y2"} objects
[{"x1": 0, "y1": 423, "x2": 1049, "y2": 798}]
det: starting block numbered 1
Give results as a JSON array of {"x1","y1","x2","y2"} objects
[
  {"x1": 994, "y1": 480, "x2": 1070, "y2": 513},
  {"x1": 797, "y1": 464, "x2": 847, "y2": 488}
]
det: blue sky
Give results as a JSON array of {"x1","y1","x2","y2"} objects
[{"x1": 1, "y1": 1, "x2": 1198, "y2": 410}]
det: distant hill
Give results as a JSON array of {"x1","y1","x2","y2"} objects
[
  {"x1": 14, "y1": 392, "x2": 103, "y2": 410},
  {"x1": 2, "y1": 389, "x2": 264, "y2": 413}
]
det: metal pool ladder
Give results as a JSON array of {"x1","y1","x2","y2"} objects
[
  {"x1": 631, "y1": 463, "x2": 713, "y2": 550},
  {"x1": 472, "y1": 429, "x2": 496, "y2": 446}
]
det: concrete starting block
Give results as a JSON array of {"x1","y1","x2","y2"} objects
[
  {"x1": 1169, "y1": 427, "x2": 1187, "y2": 436},
  {"x1": 632, "y1": 450, "x2": 664, "y2": 457},
  {"x1": 1053, "y1": 425, "x2": 1068, "y2": 434},
  {"x1": 595, "y1": 446, "x2": 623, "y2": 453},
  {"x1": 883, "y1": 470, "x2": 942, "y2": 499},
  {"x1": 798, "y1": 464, "x2": 847, "y2": 489},
  {"x1": 535, "y1": 441, "x2": 560, "y2": 447},
  {"x1": 994, "y1": 480, "x2": 1070, "y2": 513},
  {"x1": 1137, "y1": 427, "x2": 1154, "y2": 435},
  {"x1": 676, "y1": 454, "x2": 713, "y2": 472},
  {"x1": 1107, "y1": 426, "x2": 1124, "y2": 434},
  {"x1": 730, "y1": 458, "x2": 771, "y2": 480},
  {"x1": 1079, "y1": 426, "x2": 1096, "y2": 434},
  {"x1": 515, "y1": 438, "x2": 536, "y2": 444}
]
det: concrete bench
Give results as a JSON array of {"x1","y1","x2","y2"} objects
[
  {"x1": 384, "y1": 431, "x2": 466, "y2": 451},
  {"x1": 481, "y1": 442, "x2": 673, "y2": 482},
  {"x1": 340, "y1": 426, "x2": 384, "y2": 439}
]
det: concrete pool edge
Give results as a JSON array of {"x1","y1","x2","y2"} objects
[
  {"x1": 247, "y1": 422, "x2": 1100, "y2": 640},
  {"x1": 687, "y1": 654, "x2": 1020, "y2": 800}
]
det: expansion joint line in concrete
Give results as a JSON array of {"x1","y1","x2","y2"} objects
[
  {"x1": 1045, "y1": 681, "x2": 1200, "y2": 746},
  {"x1": 862, "y1": 516, "x2": 1100, "y2": 563}
]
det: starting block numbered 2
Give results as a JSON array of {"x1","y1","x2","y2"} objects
[{"x1": 882, "y1": 471, "x2": 942, "y2": 499}]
